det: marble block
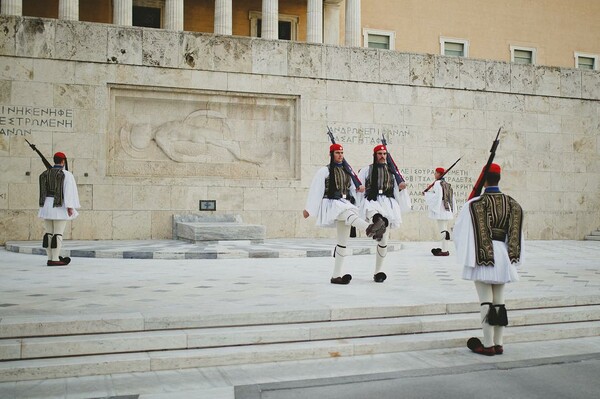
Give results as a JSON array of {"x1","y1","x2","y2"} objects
[
  {"x1": 173, "y1": 214, "x2": 266, "y2": 243},
  {"x1": 107, "y1": 26, "x2": 143, "y2": 65},
  {"x1": 55, "y1": 20, "x2": 108, "y2": 63},
  {"x1": 15, "y1": 17, "x2": 55, "y2": 58}
]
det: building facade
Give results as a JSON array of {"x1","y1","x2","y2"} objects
[
  {"x1": 5, "y1": 0, "x2": 600, "y2": 69},
  {"x1": 0, "y1": 1, "x2": 599, "y2": 244}
]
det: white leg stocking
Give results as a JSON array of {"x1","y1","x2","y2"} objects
[
  {"x1": 374, "y1": 229, "x2": 389, "y2": 274},
  {"x1": 50, "y1": 220, "x2": 67, "y2": 261},
  {"x1": 338, "y1": 208, "x2": 370, "y2": 231},
  {"x1": 437, "y1": 220, "x2": 449, "y2": 252},
  {"x1": 44, "y1": 220, "x2": 54, "y2": 260},
  {"x1": 475, "y1": 281, "x2": 494, "y2": 348},
  {"x1": 492, "y1": 284, "x2": 506, "y2": 346},
  {"x1": 332, "y1": 221, "x2": 350, "y2": 278}
]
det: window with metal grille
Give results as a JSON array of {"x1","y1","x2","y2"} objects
[
  {"x1": 510, "y1": 46, "x2": 536, "y2": 65},
  {"x1": 577, "y1": 56, "x2": 595, "y2": 70},
  {"x1": 367, "y1": 34, "x2": 390, "y2": 49},
  {"x1": 444, "y1": 42, "x2": 464, "y2": 57},
  {"x1": 440, "y1": 37, "x2": 469, "y2": 57}
]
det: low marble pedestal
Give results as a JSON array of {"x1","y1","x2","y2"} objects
[{"x1": 173, "y1": 214, "x2": 266, "y2": 244}]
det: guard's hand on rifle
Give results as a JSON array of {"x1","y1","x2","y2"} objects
[
  {"x1": 399, "y1": 182, "x2": 407, "y2": 190},
  {"x1": 302, "y1": 210, "x2": 309, "y2": 218},
  {"x1": 357, "y1": 185, "x2": 365, "y2": 193}
]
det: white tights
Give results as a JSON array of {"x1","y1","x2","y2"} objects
[
  {"x1": 44, "y1": 220, "x2": 67, "y2": 261},
  {"x1": 437, "y1": 220, "x2": 449, "y2": 252},
  {"x1": 475, "y1": 281, "x2": 506, "y2": 347}
]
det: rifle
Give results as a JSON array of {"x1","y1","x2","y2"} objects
[
  {"x1": 423, "y1": 157, "x2": 461, "y2": 194},
  {"x1": 326, "y1": 127, "x2": 362, "y2": 188},
  {"x1": 380, "y1": 134, "x2": 405, "y2": 185},
  {"x1": 24, "y1": 138, "x2": 52, "y2": 169},
  {"x1": 468, "y1": 127, "x2": 502, "y2": 200}
]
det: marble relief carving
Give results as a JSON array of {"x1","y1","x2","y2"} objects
[{"x1": 109, "y1": 86, "x2": 298, "y2": 178}]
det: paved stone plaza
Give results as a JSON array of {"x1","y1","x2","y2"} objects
[{"x1": 0, "y1": 239, "x2": 598, "y2": 398}]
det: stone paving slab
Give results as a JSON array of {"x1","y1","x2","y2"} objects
[
  {"x1": 0, "y1": 240, "x2": 598, "y2": 321},
  {"x1": 5, "y1": 238, "x2": 401, "y2": 260}
]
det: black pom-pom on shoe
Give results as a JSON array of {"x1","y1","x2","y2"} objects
[
  {"x1": 373, "y1": 272, "x2": 387, "y2": 283},
  {"x1": 330, "y1": 274, "x2": 352, "y2": 285},
  {"x1": 467, "y1": 337, "x2": 495, "y2": 356}
]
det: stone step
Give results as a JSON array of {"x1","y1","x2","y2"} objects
[
  {"x1": 1, "y1": 321, "x2": 599, "y2": 382},
  {"x1": 2, "y1": 304, "x2": 599, "y2": 361},
  {"x1": 2, "y1": 294, "x2": 598, "y2": 339},
  {"x1": 584, "y1": 234, "x2": 600, "y2": 241}
]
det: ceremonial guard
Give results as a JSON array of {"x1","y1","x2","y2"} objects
[
  {"x1": 38, "y1": 152, "x2": 80, "y2": 266},
  {"x1": 357, "y1": 144, "x2": 411, "y2": 282},
  {"x1": 304, "y1": 143, "x2": 387, "y2": 285},
  {"x1": 424, "y1": 167, "x2": 456, "y2": 256},
  {"x1": 454, "y1": 163, "x2": 524, "y2": 356}
]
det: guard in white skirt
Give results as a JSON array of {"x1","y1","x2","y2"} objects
[
  {"x1": 38, "y1": 152, "x2": 80, "y2": 266},
  {"x1": 356, "y1": 144, "x2": 411, "y2": 283},
  {"x1": 424, "y1": 167, "x2": 456, "y2": 256},
  {"x1": 303, "y1": 143, "x2": 387, "y2": 285},
  {"x1": 453, "y1": 163, "x2": 524, "y2": 356}
]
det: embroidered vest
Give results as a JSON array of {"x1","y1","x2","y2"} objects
[{"x1": 469, "y1": 192, "x2": 523, "y2": 266}]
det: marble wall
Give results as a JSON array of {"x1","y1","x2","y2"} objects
[{"x1": 0, "y1": 16, "x2": 598, "y2": 243}]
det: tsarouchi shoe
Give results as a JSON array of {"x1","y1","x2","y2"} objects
[
  {"x1": 330, "y1": 274, "x2": 352, "y2": 285},
  {"x1": 494, "y1": 345, "x2": 504, "y2": 355},
  {"x1": 47, "y1": 260, "x2": 69, "y2": 267},
  {"x1": 467, "y1": 337, "x2": 495, "y2": 356},
  {"x1": 373, "y1": 272, "x2": 387, "y2": 283},
  {"x1": 433, "y1": 251, "x2": 449, "y2": 256}
]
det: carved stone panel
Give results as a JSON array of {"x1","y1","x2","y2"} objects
[{"x1": 108, "y1": 85, "x2": 299, "y2": 179}]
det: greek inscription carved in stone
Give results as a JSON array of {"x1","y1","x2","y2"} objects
[
  {"x1": 0, "y1": 105, "x2": 74, "y2": 135},
  {"x1": 328, "y1": 124, "x2": 410, "y2": 145},
  {"x1": 401, "y1": 167, "x2": 473, "y2": 211}
]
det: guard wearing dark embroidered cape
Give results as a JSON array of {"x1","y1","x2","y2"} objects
[
  {"x1": 356, "y1": 144, "x2": 411, "y2": 283},
  {"x1": 38, "y1": 152, "x2": 81, "y2": 266},
  {"x1": 454, "y1": 163, "x2": 524, "y2": 356},
  {"x1": 304, "y1": 143, "x2": 387, "y2": 285}
]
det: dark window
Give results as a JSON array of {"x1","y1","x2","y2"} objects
[
  {"x1": 133, "y1": 6, "x2": 161, "y2": 28},
  {"x1": 257, "y1": 19, "x2": 293, "y2": 40}
]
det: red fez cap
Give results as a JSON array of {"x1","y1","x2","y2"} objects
[
  {"x1": 329, "y1": 143, "x2": 343, "y2": 152},
  {"x1": 435, "y1": 167, "x2": 445, "y2": 174},
  {"x1": 54, "y1": 152, "x2": 67, "y2": 159},
  {"x1": 373, "y1": 144, "x2": 387, "y2": 153},
  {"x1": 488, "y1": 163, "x2": 501, "y2": 174}
]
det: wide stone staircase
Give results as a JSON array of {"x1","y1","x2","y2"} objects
[{"x1": 2, "y1": 295, "x2": 600, "y2": 383}]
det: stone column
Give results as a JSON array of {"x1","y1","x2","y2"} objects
[
  {"x1": 214, "y1": 0, "x2": 232, "y2": 35},
  {"x1": 261, "y1": 0, "x2": 279, "y2": 40},
  {"x1": 1, "y1": 0, "x2": 23, "y2": 16},
  {"x1": 164, "y1": 0, "x2": 184, "y2": 30},
  {"x1": 323, "y1": 0, "x2": 343, "y2": 45},
  {"x1": 113, "y1": 0, "x2": 132, "y2": 26},
  {"x1": 345, "y1": 0, "x2": 361, "y2": 47},
  {"x1": 59, "y1": 0, "x2": 79, "y2": 21},
  {"x1": 306, "y1": 0, "x2": 323, "y2": 43}
]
